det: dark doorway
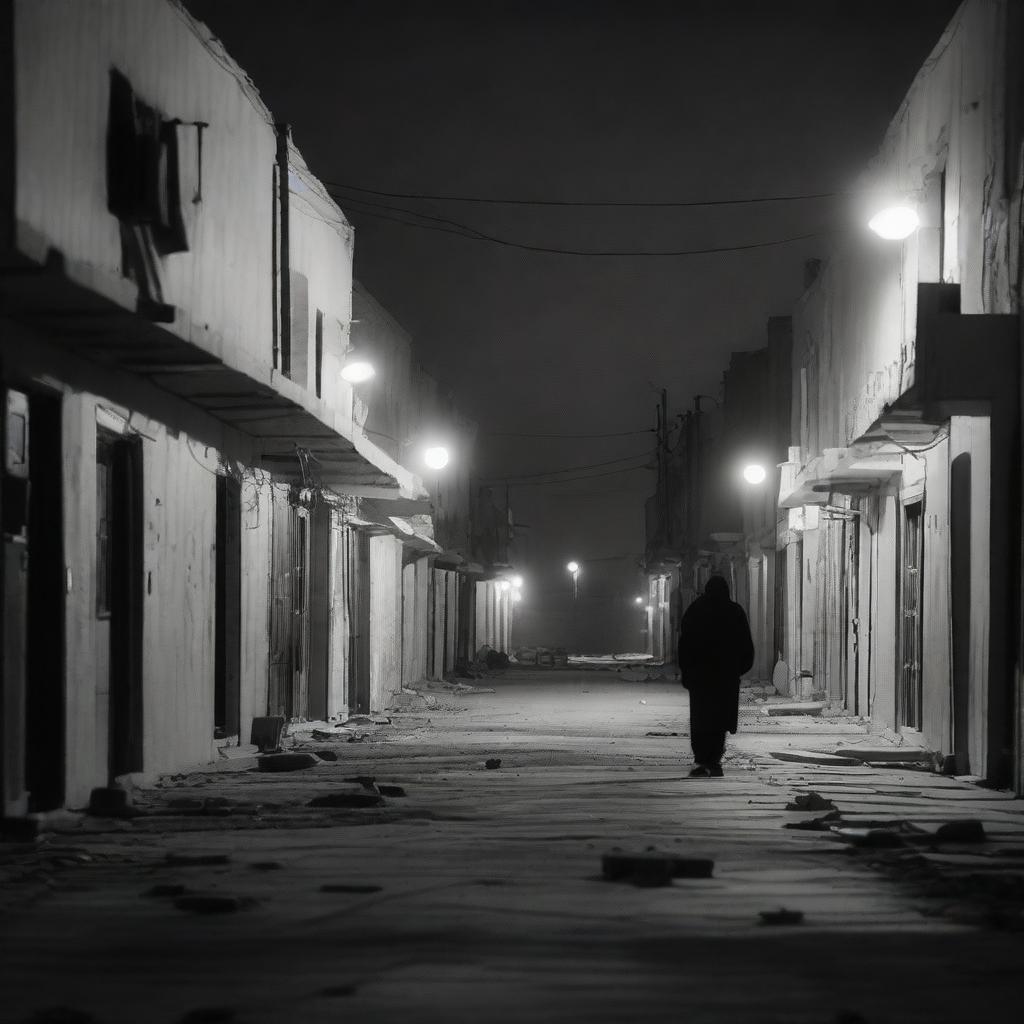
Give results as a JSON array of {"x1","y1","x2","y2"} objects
[
  {"x1": 950, "y1": 454, "x2": 971, "y2": 773},
  {"x1": 307, "y1": 501, "x2": 331, "y2": 722},
  {"x1": 215, "y1": 474, "x2": 241, "y2": 740},
  {"x1": 97, "y1": 430, "x2": 144, "y2": 780},
  {"x1": 268, "y1": 496, "x2": 295, "y2": 718},
  {"x1": 897, "y1": 501, "x2": 924, "y2": 731},
  {"x1": 25, "y1": 390, "x2": 65, "y2": 811},
  {"x1": 347, "y1": 529, "x2": 371, "y2": 715}
]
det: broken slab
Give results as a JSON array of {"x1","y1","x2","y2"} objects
[
  {"x1": 770, "y1": 750, "x2": 862, "y2": 767},
  {"x1": 764, "y1": 702, "x2": 826, "y2": 717},
  {"x1": 833, "y1": 746, "x2": 934, "y2": 763},
  {"x1": 256, "y1": 752, "x2": 319, "y2": 773},
  {"x1": 601, "y1": 849, "x2": 714, "y2": 885}
]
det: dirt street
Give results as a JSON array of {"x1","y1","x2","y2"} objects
[{"x1": 3, "y1": 668, "x2": 1023, "y2": 1024}]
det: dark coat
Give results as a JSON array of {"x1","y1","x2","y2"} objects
[{"x1": 678, "y1": 578, "x2": 755, "y2": 735}]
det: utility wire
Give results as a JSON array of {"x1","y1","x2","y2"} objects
[
  {"x1": 490, "y1": 450, "x2": 654, "y2": 483},
  {"x1": 508, "y1": 463, "x2": 654, "y2": 487},
  {"x1": 486, "y1": 428, "x2": 654, "y2": 439},
  {"x1": 331, "y1": 189, "x2": 825, "y2": 257},
  {"x1": 324, "y1": 179, "x2": 845, "y2": 209}
]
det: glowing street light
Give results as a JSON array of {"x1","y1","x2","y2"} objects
[
  {"x1": 867, "y1": 205, "x2": 919, "y2": 240},
  {"x1": 742, "y1": 463, "x2": 767, "y2": 485},
  {"x1": 497, "y1": 580, "x2": 510, "y2": 592},
  {"x1": 566, "y1": 560, "x2": 580, "y2": 600},
  {"x1": 340, "y1": 357, "x2": 375, "y2": 383},
  {"x1": 634, "y1": 596, "x2": 644, "y2": 605},
  {"x1": 424, "y1": 446, "x2": 450, "y2": 470},
  {"x1": 511, "y1": 575, "x2": 524, "y2": 588}
]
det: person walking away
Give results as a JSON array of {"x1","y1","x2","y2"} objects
[{"x1": 677, "y1": 575, "x2": 754, "y2": 777}]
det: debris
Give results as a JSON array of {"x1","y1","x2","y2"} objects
[
  {"x1": 645, "y1": 731, "x2": 679, "y2": 737},
  {"x1": 830, "y1": 826, "x2": 913, "y2": 848},
  {"x1": 638, "y1": 699, "x2": 647, "y2": 704},
  {"x1": 87, "y1": 787, "x2": 140, "y2": 818},
  {"x1": 250, "y1": 716, "x2": 286, "y2": 753},
  {"x1": 314, "y1": 749, "x2": 339, "y2": 762},
  {"x1": 485, "y1": 758, "x2": 502, "y2": 770},
  {"x1": 769, "y1": 750, "x2": 862, "y2": 767},
  {"x1": 173, "y1": 894, "x2": 248, "y2": 914},
  {"x1": 308, "y1": 791, "x2": 384, "y2": 808},
  {"x1": 784, "y1": 809, "x2": 842, "y2": 831},
  {"x1": 601, "y1": 849, "x2": 714, "y2": 886},
  {"x1": 934, "y1": 819, "x2": 986, "y2": 844},
  {"x1": 320, "y1": 883, "x2": 383, "y2": 893},
  {"x1": 343, "y1": 776, "x2": 378, "y2": 790},
  {"x1": 758, "y1": 907, "x2": 804, "y2": 925},
  {"x1": 377, "y1": 784, "x2": 406, "y2": 797},
  {"x1": 166, "y1": 852, "x2": 231, "y2": 867},
  {"x1": 342, "y1": 715, "x2": 391, "y2": 727},
  {"x1": 765, "y1": 702, "x2": 825, "y2": 717},
  {"x1": 785, "y1": 792, "x2": 836, "y2": 812},
  {"x1": 1, "y1": 816, "x2": 40, "y2": 842},
  {"x1": 143, "y1": 884, "x2": 188, "y2": 898},
  {"x1": 833, "y1": 746, "x2": 933, "y2": 764},
  {"x1": 256, "y1": 752, "x2": 318, "y2": 773}
]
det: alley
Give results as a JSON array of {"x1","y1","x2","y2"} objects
[{"x1": 3, "y1": 667, "x2": 1023, "y2": 1024}]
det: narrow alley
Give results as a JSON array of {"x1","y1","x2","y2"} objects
[{"x1": 3, "y1": 667, "x2": 1023, "y2": 1024}]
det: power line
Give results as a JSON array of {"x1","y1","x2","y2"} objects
[
  {"x1": 486, "y1": 428, "x2": 654, "y2": 439},
  {"x1": 324, "y1": 179, "x2": 845, "y2": 209},
  {"x1": 509, "y1": 463, "x2": 654, "y2": 487},
  {"x1": 331, "y1": 190, "x2": 824, "y2": 257},
  {"x1": 490, "y1": 450, "x2": 654, "y2": 483}
]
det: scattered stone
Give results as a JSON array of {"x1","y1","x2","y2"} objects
[
  {"x1": 784, "y1": 809, "x2": 842, "y2": 831},
  {"x1": 308, "y1": 792, "x2": 384, "y2": 809},
  {"x1": 257, "y1": 752, "x2": 318, "y2": 773},
  {"x1": 485, "y1": 758, "x2": 502, "y2": 770},
  {"x1": 645, "y1": 732, "x2": 679, "y2": 737},
  {"x1": 601, "y1": 849, "x2": 714, "y2": 885},
  {"x1": 250, "y1": 716, "x2": 286, "y2": 753},
  {"x1": 759, "y1": 908, "x2": 804, "y2": 925},
  {"x1": 765, "y1": 702, "x2": 825, "y2": 717},
  {"x1": 177, "y1": 1010, "x2": 238, "y2": 1024},
  {"x1": 166, "y1": 852, "x2": 231, "y2": 867},
  {"x1": 24, "y1": 1009, "x2": 101, "y2": 1024},
  {"x1": 377, "y1": 784, "x2": 406, "y2": 797},
  {"x1": 833, "y1": 746, "x2": 933, "y2": 763},
  {"x1": 249, "y1": 861, "x2": 283, "y2": 871},
  {"x1": 343, "y1": 776, "x2": 377, "y2": 790},
  {"x1": 311, "y1": 730, "x2": 337, "y2": 742},
  {"x1": 1, "y1": 816, "x2": 40, "y2": 842},
  {"x1": 314, "y1": 749, "x2": 339, "y2": 762},
  {"x1": 143, "y1": 884, "x2": 188, "y2": 898},
  {"x1": 785, "y1": 792, "x2": 836, "y2": 812},
  {"x1": 320, "y1": 883, "x2": 383, "y2": 893},
  {"x1": 934, "y1": 819, "x2": 986, "y2": 844},
  {"x1": 770, "y1": 750, "x2": 862, "y2": 767},
  {"x1": 343, "y1": 714, "x2": 391, "y2": 727},
  {"x1": 173, "y1": 894, "x2": 248, "y2": 914}
]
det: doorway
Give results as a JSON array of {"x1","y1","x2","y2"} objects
[
  {"x1": 97, "y1": 429, "x2": 144, "y2": 780},
  {"x1": 897, "y1": 500, "x2": 924, "y2": 731},
  {"x1": 214, "y1": 475, "x2": 241, "y2": 740}
]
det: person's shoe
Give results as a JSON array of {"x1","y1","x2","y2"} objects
[
  {"x1": 688, "y1": 765, "x2": 711, "y2": 778},
  {"x1": 708, "y1": 763, "x2": 724, "y2": 777}
]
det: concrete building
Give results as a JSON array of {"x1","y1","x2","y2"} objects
[
  {"x1": 0, "y1": 0, "x2": 506, "y2": 815},
  {"x1": 778, "y1": 0, "x2": 1022, "y2": 787}
]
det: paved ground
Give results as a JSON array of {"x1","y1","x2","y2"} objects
[{"x1": 3, "y1": 668, "x2": 1024, "y2": 1024}]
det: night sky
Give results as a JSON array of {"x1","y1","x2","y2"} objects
[{"x1": 184, "y1": 0, "x2": 960, "y2": 651}]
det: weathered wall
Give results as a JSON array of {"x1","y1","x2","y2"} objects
[{"x1": 369, "y1": 534, "x2": 402, "y2": 710}]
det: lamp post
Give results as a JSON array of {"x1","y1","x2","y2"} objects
[{"x1": 566, "y1": 561, "x2": 580, "y2": 600}]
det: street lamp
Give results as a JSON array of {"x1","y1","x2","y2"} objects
[
  {"x1": 340, "y1": 347, "x2": 375, "y2": 383},
  {"x1": 424, "y1": 445, "x2": 450, "y2": 470},
  {"x1": 511, "y1": 575, "x2": 524, "y2": 588},
  {"x1": 742, "y1": 463, "x2": 767, "y2": 485},
  {"x1": 867, "y1": 205, "x2": 919, "y2": 240},
  {"x1": 566, "y1": 560, "x2": 580, "y2": 600},
  {"x1": 634, "y1": 595, "x2": 644, "y2": 605}
]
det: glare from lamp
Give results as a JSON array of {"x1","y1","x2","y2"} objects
[
  {"x1": 340, "y1": 359, "x2": 375, "y2": 384},
  {"x1": 634, "y1": 596, "x2": 644, "y2": 605},
  {"x1": 645, "y1": 604, "x2": 653, "y2": 613},
  {"x1": 512, "y1": 591, "x2": 522, "y2": 603},
  {"x1": 867, "y1": 205, "x2": 919, "y2": 240},
  {"x1": 566, "y1": 561, "x2": 580, "y2": 574},
  {"x1": 742, "y1": 463, "x2": 767, "y2": 485},
  {"x1": 497, "y1": 580, "x2": 510, "y2": 592},
  {"x1": 424, "y1": 446, "x2": 450, "y2": 470},
  {"x1": 512, "y1": 575, "x2": 524, "y2": 588}
]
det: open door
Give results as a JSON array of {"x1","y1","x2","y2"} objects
[{"x1": 215, "y1": 475, "x2": 241, "y2": 740}]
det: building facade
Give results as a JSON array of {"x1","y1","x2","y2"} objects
[{"x1": 0, "y1": 0, "x2": 512, "y2": 815}]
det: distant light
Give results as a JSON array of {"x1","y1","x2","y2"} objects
[
  {"x1": 868, "y1": 205, "x2": 919, "y2": 240},
  {"x1": 742, "y1": 463, "x2": 767, "y2": 485},
  {"x1": 424, "y1": 446, "x2": 450, "y2": 470},
  {"x1": 340, "y1": 359, "x2": 375, "y2": 384},
  {"x1": 566, "y1": 561, "x2": 580, "y2": 574},
  {"x1": 634, "y1": 596, "x2": 644, "y2": 605},
  {"x1": 512, "y1": 575, "x2": 524, "y2": 588}
]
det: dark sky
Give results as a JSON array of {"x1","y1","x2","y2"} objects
[{"x1": 184, "y1": 0, "x2": 960, "y2": 650}]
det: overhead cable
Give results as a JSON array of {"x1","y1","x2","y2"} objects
[{"x1": 490, "y1": 450, "x2": 654, "y2": 483}]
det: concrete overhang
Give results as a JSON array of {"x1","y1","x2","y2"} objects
[
  {"x1": 779, "y1": 446, "x2": 906, "y2": 508},
  {"x1": 0, "y1": 254, "x2": 424, "y2": 499}
]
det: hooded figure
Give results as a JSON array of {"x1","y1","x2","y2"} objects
[{"x1": 677, "y1": 575, "x2": 754, "y2": 777}]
